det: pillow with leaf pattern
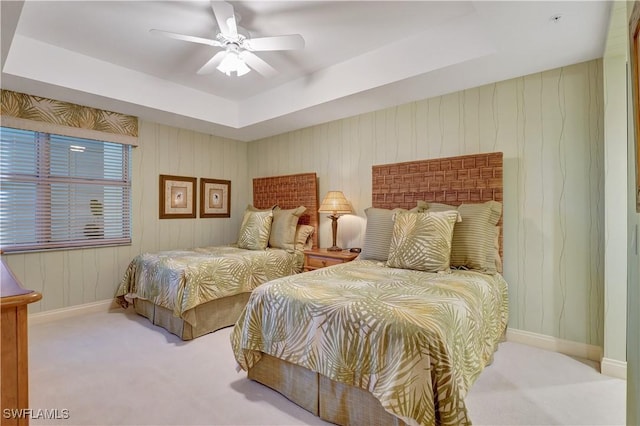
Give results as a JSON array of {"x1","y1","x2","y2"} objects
[
  {"x1": 237, "y1": 209, "x2": 273, "y2": 250},
  {"x1": 386, "y1": 210, "x2": 460, "y2": 272}
]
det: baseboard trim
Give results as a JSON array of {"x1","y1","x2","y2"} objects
[
  {"x1": 506, "y1": 328, "x2": 603, "y2": 362},
  {"x1": 601, "y1": 357, "x2": 628, "y2": 379},
  {"x1": 29, "y1": 299, "x2": 121, "y2": 325}
]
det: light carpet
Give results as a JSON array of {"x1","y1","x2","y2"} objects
[{"x1": 28, "y1": 309, "x2": 626, "y2": 425}]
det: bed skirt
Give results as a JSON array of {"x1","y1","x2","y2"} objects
[
  {"x1": 247, "y1": 348, "x2": 500, "y2": 425},
  {"x1": 133, "y1": 293, "x2": 250, "y2": 340},
  {"x1": 248, "y1": 353, "x2": 407, "y2": 426}
]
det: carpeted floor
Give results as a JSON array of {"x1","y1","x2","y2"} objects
[{"x1": 28, "y1": 309, "x2": 626, "y2": 426}]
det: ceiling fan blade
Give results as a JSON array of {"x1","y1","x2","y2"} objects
[
  {"x1": 197, "y1": 51, "x2": 228, "y2": 75},
  {"x1": 240, "y1": 51, "x2": 277, "y2": 78},
  {"x1": 150, "y1": 29, "x2": 223, "y2": 47},
  {"x1": 211, "y1": 1, "x2": 238, "y2": 38},
  {"x1": 245, "y1": 34, "x2": 305, "y2": 51}
]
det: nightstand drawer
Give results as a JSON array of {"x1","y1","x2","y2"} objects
[
  {"x1": 306, "y1": 255, "x2": 343, "y2": 269},
  {"x1": 303, "y1": 249, "x2": 359, "y2": 272}
]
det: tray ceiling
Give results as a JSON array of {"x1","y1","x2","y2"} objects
[{"x1": 1, "y1": 1, "x2": 612, "y2": 141}]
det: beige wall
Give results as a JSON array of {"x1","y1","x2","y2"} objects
[
  {"x1": 248, "y1": 59, "x2": 605, "y2": 347},
  {"x1": 6, "y1": 59, "x2": 607, "y2": 352},
  {"x1": 627, "y1": 70, "x2": 639, "y2": 424},
  {"x1": 603, "y1": 1, "x2": 629, "y2": 370},
  {"x1": 627, "y1": 2, "x2": 640, "y2": 423},
  {"x1": 6, "y1": 120, "x2": 250, "y2": 313}
]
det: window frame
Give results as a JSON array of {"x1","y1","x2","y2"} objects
[{"x1": 0, "y1": 126, "x2": 132, "y2": 253}]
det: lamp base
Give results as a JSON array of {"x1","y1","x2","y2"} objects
[{"x1": 326, "y1": 246, "x2": 342, "y2": 252}]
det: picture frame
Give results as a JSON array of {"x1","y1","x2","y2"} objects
[
  {"x1": 159, "y1": 174, "x2": 197, "y2": 219},
  {"x1": 200, "y1": 178, "x2": 231, "y2": 218},
  {"x1": 630, "y1": 1, "x2": 640, "y2": 212}
]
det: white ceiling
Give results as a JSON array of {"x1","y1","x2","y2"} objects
[{"x1": 1, "y1": 1, "x2": 612, "y2": 142}]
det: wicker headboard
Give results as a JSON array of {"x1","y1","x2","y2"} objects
[
  {"x1": 253, "y1": 173, "x2": 319, "y2": 249},
  {"x1": 372, "y1": 152, "x2": 503, "y2": 259}
]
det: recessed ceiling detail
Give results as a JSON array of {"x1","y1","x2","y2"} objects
[{"x1": 1, "y1": 1, "x2": 612, "y2": 142}]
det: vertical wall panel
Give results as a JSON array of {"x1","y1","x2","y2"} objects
[{"x1": 247, "y1": 59, "x2": 605, "y2": 348}]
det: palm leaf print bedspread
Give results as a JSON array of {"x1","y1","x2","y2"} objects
[
  {"x1": 116, "y1": 246, "x2": 303, "y2": 326},
  {"x1": 231, "y1": 259, "x2": 508, "y2": 426}
]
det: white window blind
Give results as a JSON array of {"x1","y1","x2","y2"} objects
[{"x1": 0, "y1": 127, "x2": 131, "y2": 252}]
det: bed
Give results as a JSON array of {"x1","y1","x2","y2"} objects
[
  {"x1": 231, "y1": 153, "x2": 508, "y2": 425},
  {"x1": 116, "y1": 172, "x2": 319, "y2": 340}
]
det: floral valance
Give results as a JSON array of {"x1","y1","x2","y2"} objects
[{"x1": 0, "y1": 90, "x2": 138, "y2": 146}]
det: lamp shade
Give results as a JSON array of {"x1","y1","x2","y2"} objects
[{"x1": 318, "y1": 191, "x2": 353, "y2": 214}]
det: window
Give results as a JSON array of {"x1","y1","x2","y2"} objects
[{"x1": 0, "y1": 127, "x2": 131, "y2": 252}]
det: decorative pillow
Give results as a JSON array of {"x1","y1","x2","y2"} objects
[
  {"x1": 237, "y1": 209, "x2": 273, "y2": 250},
  {"x1": 415, "y1": 200, "x2": 429, "y2": 211},
  {"x1": 427, "y1": 201, "x2": 502, "y2": 274},
  {"x1": 360, "y1": 207, "x2": 407, "y2": 261},
  {"x1": 493, "y1": 226, "x2": 503, "y2": 273},
  {"x1": 246, "y1": 204, "x2": 275, "y2": 212},
  {"x1": 294, "y1": 224, "x2": 315, "y2": 251},
  {"x1": 268, "y1": 206, "x2": 306, "y2": 250},
  {"x1": 386, "y1": 211, "x2": 460, "y2": 272}
]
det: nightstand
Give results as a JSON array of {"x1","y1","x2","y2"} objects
[{"x1": 303, "y1": 248, "x2": 359, "y2": 272}]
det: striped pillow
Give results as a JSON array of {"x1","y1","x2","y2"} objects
[
  {"x1": 493, "y1": 226, "x2": 503, "y2": 273},
  {"x1": 269, "y1": 206, "x2": 306, "y2": 250},
  {"x1": 426, "y1": 201, "x2": 502, "y2": 274},
  {"x1": 360, "y1": 207, "x2": 407, "y2": 261},
  {"x1": 386, "y1": 211, "x2": 460, "y2": 272},
  {"x1": 237, "y1": 209, "x2": 273, "y2": 250}
]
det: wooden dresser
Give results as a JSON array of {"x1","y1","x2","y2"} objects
[{"x1": 1, "y1": 257, "x2": 41, "y2": 426}]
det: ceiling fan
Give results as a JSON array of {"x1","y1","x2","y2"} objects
[{"x1": 151, "y1": 1, "x2": 305, "y2": 78}]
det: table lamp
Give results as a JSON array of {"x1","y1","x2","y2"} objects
[{"x1": 318, "y1": 191, "x2": 353, "y2": 251}]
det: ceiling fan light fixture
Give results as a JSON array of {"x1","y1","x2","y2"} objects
[
  {"x1": 153, "y1": 1, "x2": 304, "y2": 78},
  {"x1": 236, "y1": 60, "x2": 251, "y2": 76},
  {"x1": 216, "y1": 50, "x2": 251, "y2": 76}
]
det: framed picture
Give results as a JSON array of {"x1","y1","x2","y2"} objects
[
  {"x1": 630, "y1": 1, "x2": 640, "y2": 212},
  {"x1": 159, "y1": 174, "x2": 197, "y2": 219},
  {"x1": 200, "y1": 178, "x2": 231, "y2": 218}
]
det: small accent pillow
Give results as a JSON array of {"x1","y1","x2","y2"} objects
[
  {"x1": 427, "y1": 201, "x2": 502, "y2": 274},
  {"x1": 416, "y1": 200, "x2": 429, "y2": 211},
  {"x1": 360, "y1": 207, "x2": 407, "y2": 261},
  {"x1": 269, "y1": 206, "x2": 306, "y2": 250},
  {"x1": 387, "y1": 210, "x2": 460, "y2": 272},
  {"x1": 237, "y1": 209, "x2": 273, "y2": 250},
  {"x1": 294, "y1": 224, "x2": 315, "y2": 251}
]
